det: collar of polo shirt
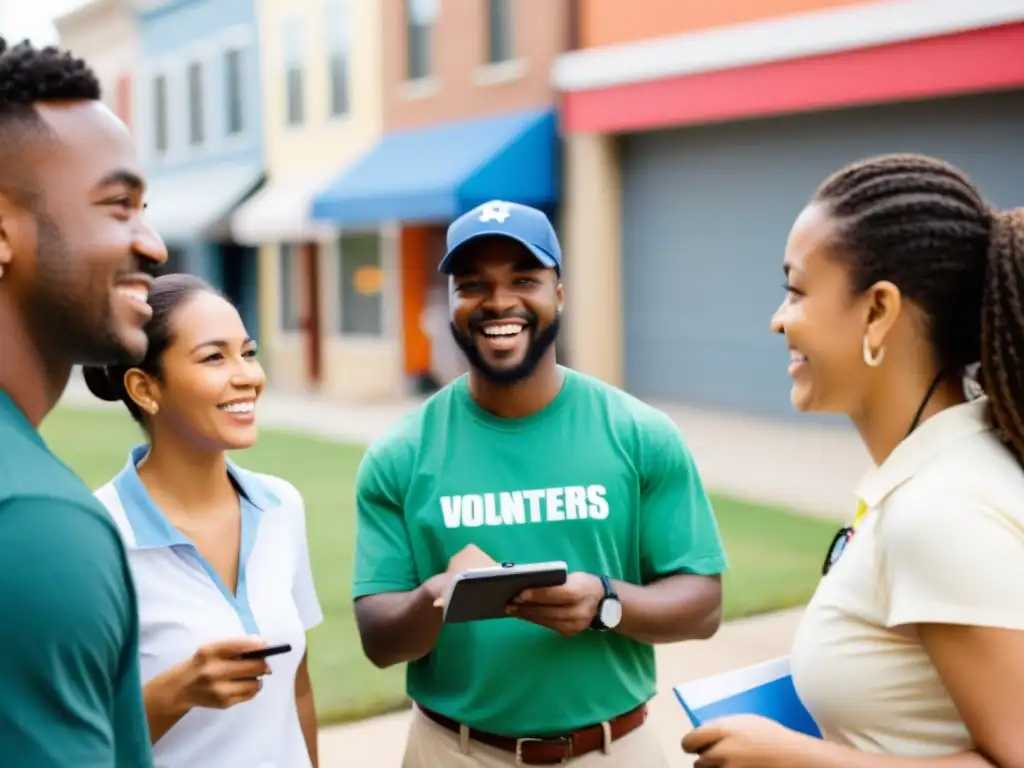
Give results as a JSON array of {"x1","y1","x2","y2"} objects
[
  {"x1": 855, "y1": 397, "x2": 991, "y2": 510},
  {"x1": 113, "y1": 444, "x2": 282, "y2": 635}
]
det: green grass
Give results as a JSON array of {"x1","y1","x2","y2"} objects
[{"x1": 40, "y1": 406, "x2": 838, "y2": 725}]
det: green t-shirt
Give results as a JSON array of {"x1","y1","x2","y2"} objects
[
  {"x1": 353, "y1": 367, "x2": 728, "y2": 736},
  {"x1": 0, "y1": 390, "x2": 152, "y2": 767}
]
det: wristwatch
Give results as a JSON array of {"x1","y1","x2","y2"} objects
[{"x1": 590, "y1": 575, "x2": 622, "y2": 632}]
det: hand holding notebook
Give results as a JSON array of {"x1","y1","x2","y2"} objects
[
  {"x1": 673, "y1": 655, "x2": 821, "y2": 737},
  {"x1": 681, "y1": 712, "x2": 826, "y2": 767}
]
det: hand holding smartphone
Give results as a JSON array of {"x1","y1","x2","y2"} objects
[
  {"x1": 171, "y1": 638, "x2": 292, "y2": 713},
  {"x1": 234, "y1": 643, "x2": 292, "y2": 660}
]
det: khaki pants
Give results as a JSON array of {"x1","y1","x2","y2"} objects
[{"x1": 402, "y1": 707, "x2": 671, "y2": 767}]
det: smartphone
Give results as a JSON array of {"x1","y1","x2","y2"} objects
[{"x1": 235, "y1": 643, "x2": 293, "y2": 660}]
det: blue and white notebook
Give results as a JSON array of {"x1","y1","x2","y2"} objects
[{"x1": 673, "y1": 655, "x2": 822, "y2": 738}]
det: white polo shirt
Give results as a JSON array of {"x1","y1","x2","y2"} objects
[
  {"x1": 791, "y1": 397, "x2": 1024, "y2": 755},
  {"x1": 95, "y1": 445, "x2": 323, "y2": 768}
]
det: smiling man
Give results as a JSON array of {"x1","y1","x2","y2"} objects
[
  {"x1": 352, "y1": 200, "x2": 728, "y2": 766},
  {"x1": 0, "y1": 38, "x2": 166, "y2": 764}
]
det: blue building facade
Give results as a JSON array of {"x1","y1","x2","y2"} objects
[{"x1": 133, "y1": 0, "x2": 264, "y2": 338}]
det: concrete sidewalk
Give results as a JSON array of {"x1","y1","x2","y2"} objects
[
  {"x1": 59, "y1": 372, "x2": 868, "y2": 520},
  {"x1": 316, "y1": 608, "x2": 805, "y2": 767}
]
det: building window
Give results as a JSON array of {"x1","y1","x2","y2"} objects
[
  {"x1": 325, "y1": 0, "x2": 350, "y2": 117},
  {"x1": 187, "y1": 61, "x2": 204, "y2": 146},
  {"x1": 405, "y1": 0, "x2": 438, "y2": 81},
  {"x1": 224, "y1": 48, "x2": 244, "y2": 136},
  {"x1": 339, "y1": 233, "x2": 383, "y2": 336},
  {"x1": 486, "y1": 0, "x2": 513, "y2": 63},
  {"x1": 279, "y1": 244, "x2": 302, "y2": 332},
  {"x1": 152, "y1": 74, "x2": 168, "y2": 153},
  {"x1": 283, "y1": 18, "x2": 305, "y2": 126}
]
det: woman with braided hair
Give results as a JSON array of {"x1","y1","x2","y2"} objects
[{"x1": 682, "y1": 154, "x2": 1024, "y2": 767}]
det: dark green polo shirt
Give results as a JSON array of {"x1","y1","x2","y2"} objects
[{"x1": 0, "y1": 389, "x2": 152, "y2": 767}]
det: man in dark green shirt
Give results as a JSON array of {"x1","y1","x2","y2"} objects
[{"x1": 0, "y1": 37, "x2": 166, "y2": 765}]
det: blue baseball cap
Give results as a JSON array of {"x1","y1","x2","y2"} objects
[{"x1": 439, "y1": 200, "x2": 562, "y2": 275}]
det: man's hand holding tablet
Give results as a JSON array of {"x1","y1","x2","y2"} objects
[
  {"x1": 439, "y1": 559, "x2": 571, "y2": 624},
  {"x1": 504, "y1": 572, "x2": 605, "y2": 637},
  {"x1": 429, "y1": 544, "x2": 499, "y2": 607},
  {"x1": 424, "y1": 545, "x2": 592, "y2": 631}
]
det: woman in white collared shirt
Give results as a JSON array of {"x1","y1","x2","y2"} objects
[
  {"x1": 83, "y1": 273, "x2": 322, "y2": 768},
  {"x1": 683, "y1": 154, "x2": 1024, "y2": 767}
]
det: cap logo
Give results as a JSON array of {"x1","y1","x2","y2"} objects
[{"x1": 478, "y1": 201, "x2": 512, "y2": 224}]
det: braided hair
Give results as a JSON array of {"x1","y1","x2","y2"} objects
[{"x1": 813, "y1": 153, "x2": 1024, "y2": 461}]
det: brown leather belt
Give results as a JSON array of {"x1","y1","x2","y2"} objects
[{"x1": 418, "y1": 702, "x2": 648, "y2": 765}]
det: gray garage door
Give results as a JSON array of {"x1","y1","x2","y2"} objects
[{"x1": 621, "y1": 90, "x2": 1024, "y2": 420}]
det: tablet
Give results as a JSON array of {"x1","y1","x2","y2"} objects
[{"x1": 442, "y1": 561, "x2": 569, "y2": 624}]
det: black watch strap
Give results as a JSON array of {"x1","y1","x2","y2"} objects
[
  {"x1": 590, "y1": 575, "x2": 616, "y2": 630},
  {"x1": 602, "y1": 574, "x2": 618, "y2": 600}
]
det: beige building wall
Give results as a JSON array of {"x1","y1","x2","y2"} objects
[
  {"x1": 319, "y1": 226, "x2": 404, "y2": 401},
  {"x1": 259, "y1": 0, "x2": 382, "y2": 177},
  {"x1": 561, "y1": 132, "x2": 623, "y2": 386},
  {"x1": 256, "y1": 244, "x2": 305, "y2": 389},
  {"x1": 254, "y1": 0, "x2": 399, "y2": 401},
  {"x1": 54, "y1": 0, "x2": 138, "y2": 132}
]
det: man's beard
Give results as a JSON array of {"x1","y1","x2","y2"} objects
[
  {"x1": 450, "y1": 311, "x2": 561, "y2": 387},
  {"x1": 22, "y1": 214, "x2": 138, "y2": 367}
]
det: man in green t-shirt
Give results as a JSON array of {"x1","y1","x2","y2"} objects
[
  {"x1": 353, "y1": 200, "x2": 728, "y2": 766},
  {"x1": 0, "y1": 37, "x2": 166, "y2": 765}
]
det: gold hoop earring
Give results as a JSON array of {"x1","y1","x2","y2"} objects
[{"x1": 863, "y1": 334, "x2": 885, "y2": 367}]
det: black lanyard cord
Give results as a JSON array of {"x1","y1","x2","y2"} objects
[{"x1": 906, "y1": 368, "x2": 946, "y2": 439}]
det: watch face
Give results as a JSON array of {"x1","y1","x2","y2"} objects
[{"x1": 601, "y1": 599, "x2": 623, "y2": 628}]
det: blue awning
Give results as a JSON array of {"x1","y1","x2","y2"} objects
[{"x1": 311, "y1": 108, "x2": 558, "y2": 225}]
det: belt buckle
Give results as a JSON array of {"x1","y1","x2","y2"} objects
[{"x1": 515, "y1": 736, "x2": 572, "y2": 766}]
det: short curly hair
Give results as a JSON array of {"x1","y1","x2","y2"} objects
[
  {"x1": 0, "y1": 37, "x2": 101, "y2": 113},
  {"x1": 0, "y1": 37, "x2": 102, "y2": 205}
]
